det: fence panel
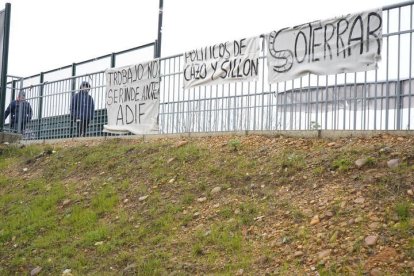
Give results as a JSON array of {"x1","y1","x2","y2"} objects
[{"x1": 4, "y1": 2, "x2": 414, "y2": 140}]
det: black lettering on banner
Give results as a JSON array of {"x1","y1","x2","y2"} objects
[
  {"x1": 348, "y1": 15, "x2": 364, "y2": 56},
  {"x1": 336, "y1": 18, "x2": 349, "y2": 58},
  {"x1": 243, "y1": 59, "x2": 251, "y2": 76},
  {"x1": 147, "y1": 60, "x2": 159, "y2": 79},
  {"x1": 119, "y1": 88, "x2": 124, "y2": 104},
  {"x1": 233, "y1": 40, "x2": 240, "y2": 56},
  {"x1": 307, "y1": 23, "x2": 313, "y2": 63},
  {"x1": 239, "y1": 38, "x2": 246, "y2": 55},
  {"x1": 233, "y1": 38, "x2": 247, "y2": 56},
  {"x1": 107, "y1": 89, "x2": 113, "y2": 105},
  {"x1": 116, "y1": 105, "x2": 123, "y2": 125},
  {"x1": 183, "y1": 65, "x2": 192, "y2": 81},
  {"x1": 125, "y1": 104, "x2": 134, "y2": 124},
  {"x1": 184, "y1": 63, "x2": 207, "y2": 82},
  {"x1": 324, "y1": 23, "x2": 335, "y2": 60},
  {"x1": 367, "y1": 12, "x2": 382, "y2": 55},
  {"x1": 115, "y1": 101, "x2": 152, "y2": 126},
  {"x1": 294, "y1": 31, "x2": 307, "y2": 63},
  {"x1": 242, "y1": 58, "x2": 258, "y2": 76},
  {"x1": 113, "y1": 88, "x2": 118, "y2": 104},
  {"x1": 135, "y1": 86, "x2": 140, "y2": 100},
  {"x1": 138, "y1": 103, "x2": 145, "y2": 124},
  {"x1": 220, "y1": 60, "x2": 229, "y2": 79},
  {"x1": 141, "y1": 82, "x2": 159, "y2": 101},
  {"x1": 230, "y1": 59, "x2": 242, "y2": 78},
  {"x1": 211, "y1": 61, "x2": 218, "y2": 80},
  {"x1": 184, "y1": 52, "x2": 191, "y2": 63},
  {"x1": 219, "y1": 44, "x2": 225, "y2": 57},
  {"x1": 125, "y1": 87, "x2": 131, "y2": 102},
  {"x1": 268, "y1": 28, "x2": 294, "y2": 72},
  {"x1": 107, "y1": 72, "x2": 113, "y2": 86},
  {"x1": 122, "y1": 69, "x2": 127, "y2": 84},
  {"x1": 113, "y1": 72, "x2": 118, "y2": 86},
  {"x1": 250, "y1": 58, "x2": 258, "y2": 76},
  {"x1": 312, "y1": 26, "x2": 322, "y2": 62},
  {"x1": 211, "y1": 44, "x2": 218, "y2": 59},
  {"x1": 135, "y1": 64, "x2": 144, "y2": 80}
]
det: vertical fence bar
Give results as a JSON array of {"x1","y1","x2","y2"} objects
[
  {"x1": 0, "y1": 3, "x2": 11, "y2": 131},
  {"x1": 385, "y1": 9, "x2": 390, "y2": 130},
  {"x1": 110, "y1": 52, "x2": 116, "y2": 68},
  {"x1": 69, "y1": 63, "x2": 76, "y2": 137},
  {"x1": 36, "y1": 73, "x2": 44, "y2": 139},
  {"x1": 396, "y1": 7, "x2": 402, "y2": 130},
  {"x1": 11, "y1": 79, "x2": 16, "y2": 102},
  {"x1": 353, "y1": 73, "x2": 357, "y2": 130},
  {"x1": 409, "y1": 4, "x2": 413, "y2": 130}
]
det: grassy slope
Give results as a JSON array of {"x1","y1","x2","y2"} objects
[{"x1": 0, "y1": 134, "x2": 414, "y2": 275}]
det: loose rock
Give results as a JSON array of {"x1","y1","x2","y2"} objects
[
  {"x1": 387, "y1": 159, "x2": 400, "y2": 169},
  {"x1": 211, "y1": 186, "x2": 222, "y2": 194},
  {"x1": 370, "y1": 268, "x2": 383, "y2": 276},
  {"x1": 354, "y1": 197, "x2": 365, "y2": 204},
  {"x1": 175, "y1": 141, "x2": 188, "y2": 148},
  {"x1": 317, "y1": 249, "x2": 331, "y2": 260},
  {"x1": 197, "y1": 197, "x2": 207, "y2": 203},
  {"x1": 139, "y1": 195, "x2": 149, "y2": 201},
  {"x1": 30, "y1": 266, "x2": 42, "y2": 276},
  {"x1": 365, "y1": 235, "x2": 378, "y2": 246},
  {"x1": 62, "y1": 269, "x2": 73, "y2": 276},
  {"x1": 355, "y1": 158, "x2": 368, "y2": 168},
  {"x1": 310, "y1": 215, "x2": 320, "y2": 225},
  {"x1": 62, "y1": 199, "x2": 71, "y2": 207},
  {"x1": 294, "y1": 251, "x2": 304, "y2": 257},
  {"x1": 368, "y1": 222, "x2": 381, "y2": 230}
]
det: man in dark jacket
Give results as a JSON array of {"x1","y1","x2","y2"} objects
[
  {"x1": 70, "y1": 81, "x2": 95, "y2": 137},
  {"x1": 4, "y1": 91, "x2": 33, "y2": 133}
]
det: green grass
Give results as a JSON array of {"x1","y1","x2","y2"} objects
[
  {"x1": 0, "y1": 137, "x2": 413, "y2": 275},
  {"x1": 228, "y1": 139, "x2": 241, "y2": 152},
  {"x1": 332, "y1": 156, "x2": 353, "y2": 172},
  {"x1": 395, "y1": 201, "x2": 411, "y2": 221}
]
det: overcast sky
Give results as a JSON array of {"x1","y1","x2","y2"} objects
[{"x1": 0, "y1": 0, "x2": 402, "y2": 77}]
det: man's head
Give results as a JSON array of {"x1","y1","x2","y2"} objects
[
  {"x1": 80, "y1": 81, "x2": 91, "y2": 92},
  {"x1": 17, "y1": 91, "x2": 26, "y2": 101}
]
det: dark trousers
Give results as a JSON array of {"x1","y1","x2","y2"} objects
[
  {"x1": 10, "y1": 121, "x2": 28, "y2": 133},
  {"x1": 76, "y1": 119, "x2": 90, "y2": 137}
]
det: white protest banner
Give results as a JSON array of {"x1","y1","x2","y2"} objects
[
  {"x1": 104, "y1": 60, "x2": 160, "y2": 134},
  {"x1": 266, "y1": 9, "x2": 382, "y2": 83},
  {"x1": 183, "y1": 36, "x2": 260, "y2": 88}
]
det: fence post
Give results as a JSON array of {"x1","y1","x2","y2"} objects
[
  {"x1": 110, "y1": 53, "x2": 116, "y2": 68},
  {"x1": 69, "y1": 63, "x2": 76, "y2": 137},
  {"x1": 396, "y1": 80, "x2": 402, "y2": 130},
  {"x1": 0, "y1": 3, "x2": 11, "y2": 132},
  {"x1": 156, "y1": 0, "x2": 163, "y2": 58},
  {"x1": 11, "y1": 79, "x2": 16, "y2": 101},
  {"x1": 154, "y1": 40, "x2": 158, "y2": 59},
  {"x1": 36, "y1": 73, "x2": 44, "y2": 139}
]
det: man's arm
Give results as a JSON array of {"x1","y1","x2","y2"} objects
[
  {"x1": 27, "y1": 103, "x2": 33, "y2": 120},
  {"x1": 70, "y1": 94, "x2": 77, "y2": 118}
]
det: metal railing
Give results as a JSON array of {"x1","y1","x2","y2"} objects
[{"x1": 4, "y1": 1, "x2": 414, "y2": 140}]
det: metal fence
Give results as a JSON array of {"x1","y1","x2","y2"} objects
[{"x1": 4, "y1": 1, "x2": 414, "y2": 140}]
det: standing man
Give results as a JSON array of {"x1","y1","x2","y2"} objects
[
  {"x1": 4, "y1": 90, "x2": 33, "y2": 133},
  {"x1": 70, "y1": 81, "x2": 95, "y2": 137}
]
